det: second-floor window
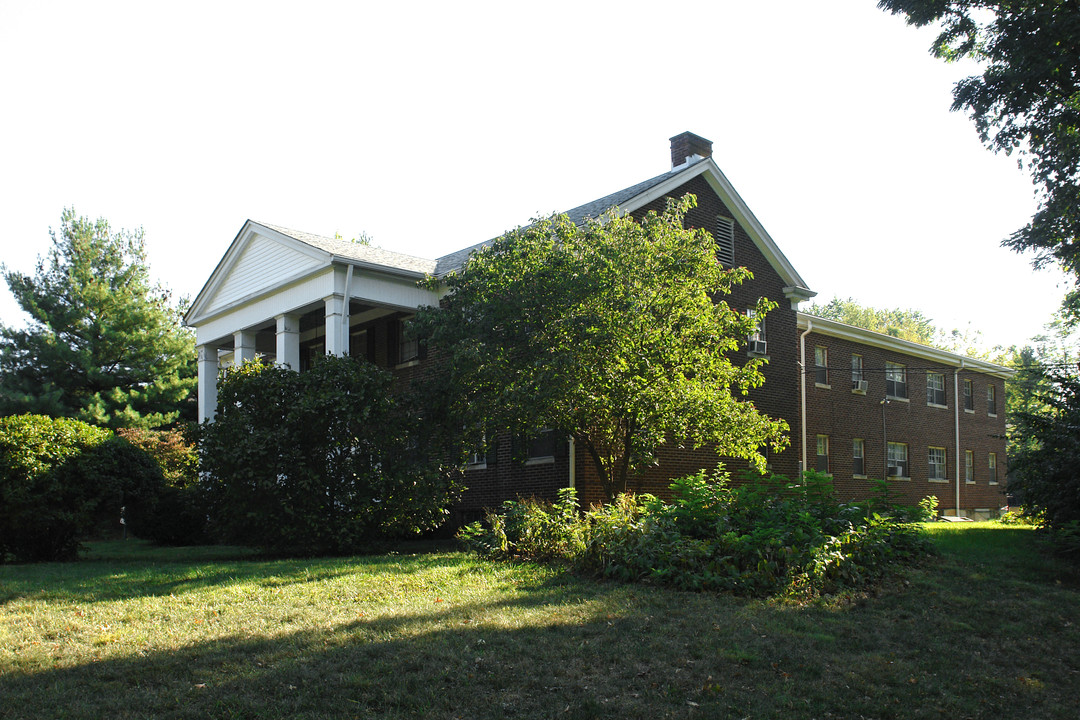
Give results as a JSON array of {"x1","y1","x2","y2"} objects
[
  {"x1": 987, "y1": 385, "x2": 998, "y2": 416},
  {"x1": 851, "y1": 354, "x2": 865, "y2": 391},
  {"x1": 816, "y1": 434, "x2": 830, "y2": 473},
  {"x1": 886, "y1": 362, "x2": 907, "y2": 399},
  {"x1": 853, "y1": 438, "x2": 865, "y2": 476},
  {"x1": 926, "y1": 372, "x2": 946, "y2": 406},
  {"x1": 963, "y1": 379, "x2": 974, "y2": 411},
  {"x1": 815, "y1": 346, "x2": 828, "y2": 385}
]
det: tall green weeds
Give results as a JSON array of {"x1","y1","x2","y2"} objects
[{"x1": 459, "y1": 470, "x2": 931, "y2": 597}]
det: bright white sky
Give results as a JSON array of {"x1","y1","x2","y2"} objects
[{"x1": 0, "y1": 0, "x2": 1068, "y2": 351}]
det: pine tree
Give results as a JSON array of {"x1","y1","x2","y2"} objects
[{"x1": 0, "y1": 209, "x2": 195, "y2": 428}]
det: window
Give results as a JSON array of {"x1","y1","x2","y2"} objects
[
  {"x1": 928, "y1": 447, "x2": 947, "y2": 481},
  {"x1": 926, "y1": 372, "x2": 946, "y2": 406},
  {"x1": 987, "y1": 385, "x2": 998, "y2": 416},
  {"x1": 989, "y1": 453, "x2": 998, "y2": 484},
  {"x1": 851, "y1": 354, "x2": 865, "y2": 391},
  {"x1": 887, "y1": 442, "x2": 909, "y2": 478},
  {"x1": 716, "y1": 216, "x2": 735, "y2": 266},
  {"x1": 963, "y1": 379, "x2": 974, "y2": 412},
  {"x1": 814, "y1": 346, "x2": 829, "y2": 386},
  {"x1": 527, "y1": 429, "x2": 556, "y2": 462},
  {"x1": 467, "y1": 431, "x2": 489, "y2": 467},
  {"x1": 816, "y1": 435, "x2": 830, "y2": 473},
  {"x1": 747, "y1": 309, "x2": 767, "y2": 354},
  {"x1": 886, "y1": 361, "x2": 907, "y2": 399},
  {"x1": 397, "y1": 318, "x2": 419, "y2": 364},
  {"x1": 853, "y1": 438, "x2": 865, "y2": 476},
  {"x1": 965, "y1": 449, "x2": 974, "y2": 483}
]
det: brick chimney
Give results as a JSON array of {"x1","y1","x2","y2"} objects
[{"x1": 670, "y1": 131, "x2": 713, "y2": 169}]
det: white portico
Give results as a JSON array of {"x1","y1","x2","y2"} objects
[{"x1": 184, "y1": 221, "x2": 440, "y2": 422}]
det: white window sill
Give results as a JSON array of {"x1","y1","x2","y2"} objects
[
  {"x1": 851, "y1": 388, "x2": 866, "y2": 396},
  {"x1": 815, "y1": 382, "x2": 831, "y2": 390},
  {"x1": 525, "y1": 456, "x2": 554, "y2": 466},
  {"x1": 393, "y1": 359, "x2": 421, "y2": 370},
  {"x1": 889, "y1": 476, "x2": 912, "y2": 482},
  {"x1": 886, "y1": 396, "x2": 910, "y2": 403},
  {"x1": 988, "y1": 413, "x2": 998, "y2": 418},
  {"x1": 927, "y1": 403, "x2": 948, "y2": 410},
  {"x1": 928, "y1": 478, "x2": 949, "y2": 483},
  {"x1": 965, "y1": 480, "x2": 975, "y2": 485},
  {"x1": 989, "y1": 481, "x2": 999, "y2": 486},
  {"x1": 964, "y1": 409, "x2": 975, "y2": 414},
  {"x1": 853, "y1": 474, "x2": 867, "y2": 480},
  {"x1": 466, "y1": 462, "x2": 488, "y2": 471}
]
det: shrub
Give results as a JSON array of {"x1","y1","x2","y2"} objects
[
  {"x1": 0, "y1": 415, "x2": 167, "y2": 561},
  {"x1": 116, "y1": 427, "x2": 206, "y2": 545},
  {"x1": 459, "y1": 469, "x2": 931, "y2": 597},
  {"x1": 199, "y1": 357, "x2": 463, "y2": 555}
]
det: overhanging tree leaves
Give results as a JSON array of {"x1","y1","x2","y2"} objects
[
  {"x1": 414, "y1": 195, "x2": 789, "y2": 500},
  {"x1": 879, "y1": 1, "x2": 1080, "y2": 278},
  {"x1": 0, "y1": 209, "x2": 195, "y2": 428}
]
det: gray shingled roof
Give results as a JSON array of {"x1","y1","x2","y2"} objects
[
  {"x1": 433, "y1": 165, "x2": 689, "y2": 276},
  {"x1": 259, "y1": 222, "x2": 438, "y2": 276},
  {"x1": 258, "y1": 160, "x2": 695, "y2": 279}
]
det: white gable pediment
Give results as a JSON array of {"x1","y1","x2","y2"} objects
[{"x1": 187, "y1": 222, "x2": 331, "y2": 325}]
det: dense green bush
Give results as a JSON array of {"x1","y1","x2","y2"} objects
[
  {"x1": 459, "y1": 470, "x2": 931, "y2": 597},
  {"x1": 199, "y1": 357, "x2": 463, "y2": 555},
  {"x1": 0, "y1": 415, "x2": 167, "y2": 562},
  {"x1": 116, "y1": 427, "x2": 206, "y2": 545}
]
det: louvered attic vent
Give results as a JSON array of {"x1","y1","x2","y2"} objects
[{"x1": 716, "y1": 216, "x2": 735, "y2": 266}]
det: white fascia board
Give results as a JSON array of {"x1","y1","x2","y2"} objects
[
  {"x1": 185, "y1": 220, "x2": 331, "y2": 326},
  {"x1": 617, "y1": 159, "x2": 814, "y2": 297},
  {"x1": 328, "y1": 255, "x2": 429, "y2": 281},
  {"x1": 798, "y1": 313, "x2": 1014, "y2": 379}
]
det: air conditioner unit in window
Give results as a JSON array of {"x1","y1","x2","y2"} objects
[
  {"x1": 887, "y1": 467, "x2": 901, "y2": 477},
  {"x1": 749, "y1": 340, "x2": 767, "y2": 355},
  {"x1": 853, "y1": 379, "x2": 868, "y2": 393}
]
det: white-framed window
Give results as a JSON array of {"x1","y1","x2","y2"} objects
[
  {"x1": 965, "y1": 449, "x2": 974, "y2": 483},
  {"x1": 963, "y1": 379, "x2": 974, "y2": 412},
  {"x1": 928, "y1": 446, "x2": 947, "y2": 481},
  {"x1": 747, "y1": 309, "x2": 767, "y2": 355},
  {"x1": 926, "y1": 371, "x2": 946, "y2": 407},
  {"x1": 816, "y1": 434, "x2": 830, "y2": 474},
  {"x1": 467, "y1": 431, "x2": 488, "y2": 468},
  {"x1": 886, "y1": 361, "x2": 907, "y2": 399},
  {"x1": 853, "y1": 438, "x2": 865, "y2": 477},
  {"x1": 987, "y1": 385, "x2": 998, "y2": 416},
  {"x1": 989, "y1": 452, "x2": 998, "y2": 484},
  {"x1": 851, "y1": 354, "x2": 865, "y2": 392},
  {"x1": 716, "y1": 216, "x2": 735, "y2": 266},
  {"x1": 887, "y1": 442, "x2": 909, "y2": 478},
  {"x1": 814, "y1": 346, "x2": 829, "y2": 386}
]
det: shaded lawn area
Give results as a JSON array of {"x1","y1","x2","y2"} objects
[{"x1": 0, "y1": 524, "x2": 1077, "y2": 719}]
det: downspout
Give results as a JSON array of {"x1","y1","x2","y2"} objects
[
  {"x1": 568, "y1": 436, "x2": 576, "y2": 489},
  {"x1": 342, "y1": 264, "x2": 354, "y2": 353},
  {"x1": 954, "y1": 360, "x2": 964, "y2": 517},
  {"x1": 799, "y1": 319, "x2": 813, "y2": 479}
]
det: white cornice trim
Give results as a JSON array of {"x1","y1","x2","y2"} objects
[{"x1": 798, "y1": 313, "x2": 1014, "y2": 378}]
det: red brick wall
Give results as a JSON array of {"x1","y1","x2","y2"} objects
[{"x1": 803, "y1": 330, "x2": 1007, "y2": 516}]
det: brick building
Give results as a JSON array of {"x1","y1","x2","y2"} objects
[{"x1": 185, "y1": 132, "x2": 1010, "y2": 519}]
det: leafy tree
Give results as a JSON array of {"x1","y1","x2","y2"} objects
[
  {"x1": 413, "y1": 195, "x2": 789, "y2": 500},
  {"x1": 199, "y1": 357, "x2": 462, "y2": 554},
  {"x1": 878, "y1": 2, "x2": 1080, "y2": 283},
  {"x1": 0, "y1": 209, "x2": 195, "y2": 428},
  {"x1": 806, "y1": 297, "x2": 940, "y2": 345}
]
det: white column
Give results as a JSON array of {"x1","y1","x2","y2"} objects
[
  {"x1": 324, "y1": 295, "x2": 346, "y2": 356},
  {"x1": 275, "y1": 313, "x2": 301, "y2": 370},
  {"x1": 234, "y1": 330, "x2": 257, "y2": 365},
  {"x1": 197, "y1": 345, "x2": 219, "y2": 423}
]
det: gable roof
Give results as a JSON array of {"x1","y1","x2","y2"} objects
[
  {"x1": 184, "y1": 220, "x2": 437, "y2": 326},
  {"x1": 433, "y1": 158, "x2": 815, "y2": 302}
]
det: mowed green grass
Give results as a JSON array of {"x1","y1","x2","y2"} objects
[{"x1": 1, "y1": 524, "x2": 1077, "y2": 720}]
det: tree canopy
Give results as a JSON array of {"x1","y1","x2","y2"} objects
[
  {"x1": 413, "y1": 195, "x2": 789, "y2": 500},
  {"x1": 879, "y1": 1, "x2": 1080, "y2": 282},
  {"x1": 0, "y1": 209, "x2": 195, "y2": 428}
]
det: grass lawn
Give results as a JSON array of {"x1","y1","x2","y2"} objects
[{"x1": 1, "y1": 523, "x2": 1077, "y2": 719}]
